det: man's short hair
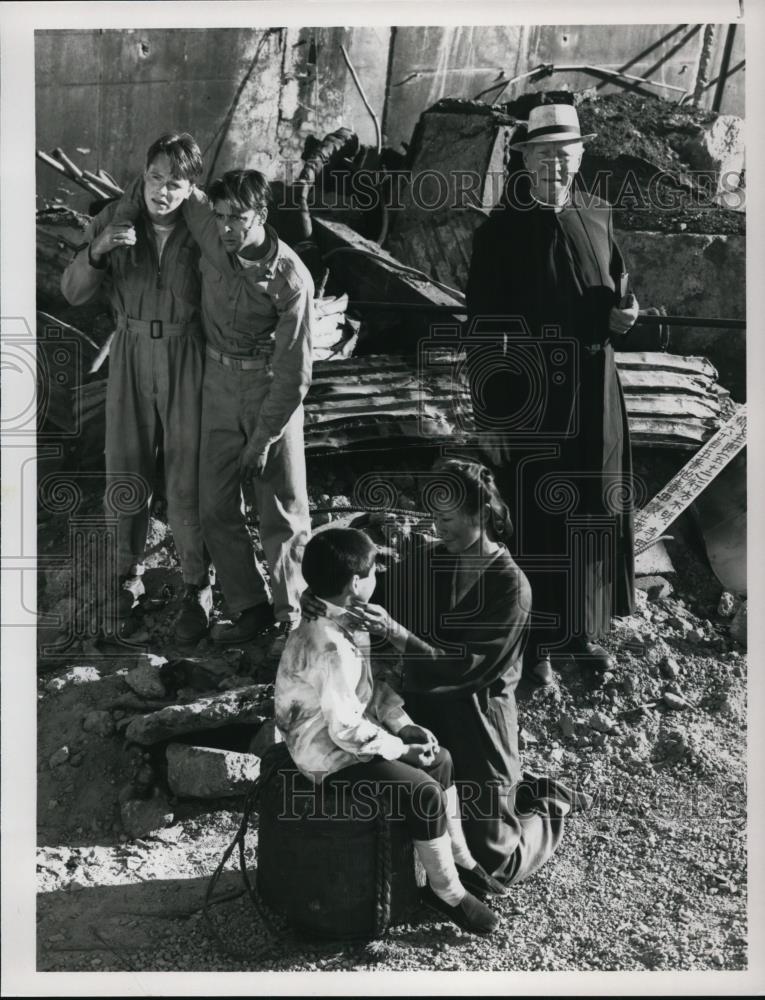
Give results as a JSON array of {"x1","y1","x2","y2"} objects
[
  {"x1": 208, "y1": 170, "x2": 272, "y2": 214},
  {"x1": 145, "y1": 132, "x2": 203, "y2": 181},
  {"x1": 301, "y1": 528, "x2": 377, "y2": 600}
]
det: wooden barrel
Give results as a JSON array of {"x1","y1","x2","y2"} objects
[{"x1": 256, "y1": 746, "x2": 421, "y2": 940}]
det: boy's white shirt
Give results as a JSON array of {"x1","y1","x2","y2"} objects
[{"x1": 274, "y1": 600, "x2": 416, "y2": 783}]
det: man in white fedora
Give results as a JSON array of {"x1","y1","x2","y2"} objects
[{"x1": 465, "y1": 101, "x2": 640, "y2": 684}]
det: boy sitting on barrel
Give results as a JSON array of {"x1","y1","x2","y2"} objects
[{"x1": 274, "y1": 527, "x2": 505, "y2": 935}]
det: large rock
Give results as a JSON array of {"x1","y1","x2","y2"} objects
[
  {"x1": 124, "y1": 685, "x2": 273, "y2": 745},
  {"x1": 125, "y1": 653, "x2": 168, "y2": 699},
  {"x1": 45, "y1": 666, "x2": 101, "y2": 693},
  {"x1": 166, "y1": 744, "x2": 261, "y2": 799},
  {"x1": 679, "y1": 115, "x2": 745, "y2": 196}
]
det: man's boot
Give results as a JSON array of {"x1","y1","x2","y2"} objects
[
  {"x1": 175, "y1": 583, "x2": 213, "y2": 643},
  {"x1": 105, "y1": 574, "x2": 146, "y2": 643},
  {"x1": 567, "y1": 636, "x2": 616, "y2": 672},
  {"x1": 210, "y1": 601, "x2": 275, "y2": 644}
]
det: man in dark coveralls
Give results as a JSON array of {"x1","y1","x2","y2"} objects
[{"x1": 465, "y1": 103, "x2": 639, "y2": 683}]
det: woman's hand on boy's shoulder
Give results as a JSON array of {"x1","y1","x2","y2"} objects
[
  {"x1": 300, "y1": 589, "x2": 326, "y2": 621},
  {"x1": 346, "y1": 602, "x2": 394, "y2": 637}
]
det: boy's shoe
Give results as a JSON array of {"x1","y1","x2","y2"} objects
[
  {"x1": 211, "y1": 602, "x2": 275, "y2": 644},
  {"x1": 456, "y1": 862, "x2": 509, "y2": 899},
  {"x1": 174, "y1": 584, "x2": 213, "y2": 643},
  {"x1": 420, "y1": 884, "x2": 500, "y2": 935}
]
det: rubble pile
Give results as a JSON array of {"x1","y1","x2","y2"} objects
[
  {"x1": 34, "y1": 87, "x2": 747, "y2": 973},
  {"x1": 36, "y1": 506, "x2": 747, "y2": 970}
]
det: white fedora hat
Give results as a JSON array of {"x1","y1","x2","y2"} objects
[{"x1": 510, "y1": 103, "x2": 597, "y2": 150}]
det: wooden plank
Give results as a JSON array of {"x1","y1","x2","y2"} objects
[
  {"x1": 614, "y1": 351, "x2": 718, "y2": 379},
  {"x1": 628, "y1": 418, "x2": 715, "y2": 442},
  {"x1": 634, "y1": 407, "x2": 747, "y2": 553},
  {"x1": 306, "y1": 405, "x2": 465, "y2": 426},
  {"x1": 619, "y1": 369, "x2": 714, "y2": 396},
  {"x1": 624, "y1": 394, "x2": 720, "y2": 419},
  {"x1": 305, "y1": 394, "x2": 467, "y2": 415}
]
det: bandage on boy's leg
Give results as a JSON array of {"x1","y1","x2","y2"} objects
[
  {"x1": 413, "y1": 832, "x2": 466, "y2": 906},
  {"x1": 444, "y1": 785, "x2": 477, "y2": 870}
]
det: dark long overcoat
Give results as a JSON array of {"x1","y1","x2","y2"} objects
[{"x1": 464, "y1": 184, "x2": 635, "y2": 648}]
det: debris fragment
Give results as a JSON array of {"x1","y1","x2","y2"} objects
[
  {"x1": 166, "y1": 744, "x2": 261, "y2": 799},
  {"x1": 659, "y1": 656, "x2": 681, "y2": 680},
  {"x1": 124, "y1": 684, "x2": 273, "y2": 745},
  {"x1": 45, "y1": 666, "x2": 101, "y2": 693},
  {"x1": 588, "y1": 712, "x2": 616, "y2": 734},
  {"x1": 120, "y1": 792, "x2": 174, "y2": 839},
  {"x1": 49, "y1": 746, "x2": 70, "y2": 768},
  {"x1": 663, "y1": 692, "x2": 690, "y2": 711},
  {"x1": 717, "y1": 591, "x2": 736, "y2": 618},
  {"x1": 125, "y1": 654, "x2": 168, "y2": 699},
  {"x1": 558, "y1": 713, "x2": 575, "y2": 739}
]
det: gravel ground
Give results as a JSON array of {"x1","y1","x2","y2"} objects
[{"x1": 36, "y1": 468, "x2": 748, "y2": 973}]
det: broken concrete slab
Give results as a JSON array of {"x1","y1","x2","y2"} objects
[
  {"x1": 386, "y1": 103, "x2": 516, "y2": 291},
  {"x1": 679, "y1": 115, "x2": 745, "y2": 195},
  {"x1": 124, "y1": 685, "x2": 273, "y2": 745},
  {"x1": 166, "y1": 744, "x2": 260, "y2": 799},
  {"x1": 617, "y1": 231, "x2": 745, "y2": 399},
  {"x1": 634, "y1": 539, "x2": 675, "y2": 578}
]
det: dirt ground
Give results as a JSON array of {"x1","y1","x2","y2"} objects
[{"x1": 36, "y1": 453, "x2": 747, "y2": 973}]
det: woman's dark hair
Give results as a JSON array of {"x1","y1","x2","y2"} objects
[
  {"x1": 208, "y1": 169, "x2": 272, "y2": 214},
  {"x1": 145, "y1": 132, "x2": 203, "y2": 181},
  {"x1": 301, "y1": 528, "x2": 377, "y2": 599},
  {"x1": 427, "y1": 459, "x2": 513, "y2": 542}
]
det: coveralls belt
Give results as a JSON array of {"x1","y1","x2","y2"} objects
[
  {"x1": 205, "y1": 344, "x2": 271, "y2": 371},
  {"x1": 122, "y1": 316, "x2": 201, "y2": 338}
]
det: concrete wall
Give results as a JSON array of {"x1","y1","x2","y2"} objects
[{"x1": 36, "y1": 23, "x2": 744, "y2": 212}]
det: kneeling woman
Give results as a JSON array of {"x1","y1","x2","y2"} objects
[{"x1": 352, "y1": 460, "x2": 589, "y2": 883}]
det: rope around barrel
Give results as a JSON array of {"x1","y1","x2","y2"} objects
[{"x1": 203, "y1": 747, "x2": 400, "y2": 960}]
